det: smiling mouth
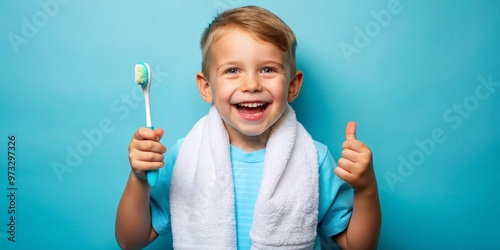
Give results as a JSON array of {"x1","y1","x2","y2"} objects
[{"x1": 235, "y1": 102, "x2": 268, "y2": 116}]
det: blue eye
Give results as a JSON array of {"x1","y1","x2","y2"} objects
[
  {"x1": 260, "y1": 67, "x2": 276, "y2": 73},
  {"x1": 225, "y1": 68, "x2": 240, "y2": 74}
]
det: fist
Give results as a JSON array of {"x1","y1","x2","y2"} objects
[
  {"x1": 128, "y1": 127, "x2": 167, "y2": 177},
  {"x1": 335, "y1": 121, "x2": 376, "y2": 191}
]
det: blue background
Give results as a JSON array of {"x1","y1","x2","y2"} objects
[{"x1": 1, "y1": 0, "x2": 499, "y2": 249}]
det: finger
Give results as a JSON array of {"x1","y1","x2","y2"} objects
[
  {"x1": 155, "y1": 128, "x2": 165, "y2": 139},
  {"x1": 134, "y1": 127, "x2": 160, "y2": 141},
  {"x1": 138, "y1": 151, "x2": 165, "y2": 162},
  {"x1": 129, "y1": 150, "x2": 165, "y2": 167},
  {"x1": 345, "y1": 121, "x2": 357, "y2": 140},
  {"x1": 341, "y1": 148, "x2": 359, "y2": 162},
  {"x1": 334, "y1": 165, "x2": 354, "y2": 184},
  {"x1": 342, "y1": 139, "x2": 366, "y2": 152},
  {"x1": 341, "y1": 146, "x2": 372, "y2": 170},
  {"x1": 337, "y1": 157, "x2": 354, "y2": 172},
  {"x1": 130, "y1": 159, "x2": 164, "y2": 172},
  {"x1": 132, "y1": 140, "x2": 166, "y2": 153}
]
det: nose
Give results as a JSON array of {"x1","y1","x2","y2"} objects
[{"x1": 240, "y1": 75, "x2": 262, "y2": 93}]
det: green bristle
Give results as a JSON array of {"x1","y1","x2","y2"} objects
[{"x1": 135, "y1": 64, "x2": 148, "y2": 86}]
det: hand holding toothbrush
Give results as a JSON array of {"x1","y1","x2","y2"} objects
[{"x1": 128, "y1": 128, "x2": 166, "y2": 183}]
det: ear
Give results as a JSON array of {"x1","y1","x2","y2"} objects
[
  {"x1": 196, "y1": 72, "x2": 213, "y2": 103},
  {"x1": 287, "y1": 70, "x2": 303, "y2": 102}
]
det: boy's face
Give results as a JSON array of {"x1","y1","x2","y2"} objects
[{"x1": 197, "y1": 28, "x2": 303, "y2": 148}]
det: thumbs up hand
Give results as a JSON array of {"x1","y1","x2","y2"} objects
[{"x1": 335, "y1": 121, "x2": 377, "y2": 192}]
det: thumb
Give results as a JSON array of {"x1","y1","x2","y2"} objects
[
  {"x1": 345, "y1": 121, "x2": 357, "y2": 140},
  {"x1": 155, "y1": 128, "x2": 165, "y2": 140}
]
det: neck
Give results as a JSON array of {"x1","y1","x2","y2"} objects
[{"x1": 224, "y1": 123, "x2": 270, "y2": 152}]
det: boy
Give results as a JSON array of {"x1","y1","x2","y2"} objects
[{"x1": 116, "y1": 5, "x2": 381, "y2": 250}]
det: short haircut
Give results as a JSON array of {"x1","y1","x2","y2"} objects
[{"x1": 200, "y1": 5, "x2": 298, "y2": 79}]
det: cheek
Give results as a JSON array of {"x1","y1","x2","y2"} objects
[
  {"x1": 269, "y1": 82, "x2": 288, "y2": 100},
  {"x1": 211, "y1": 84, "x2": 232, "y2": 102}
]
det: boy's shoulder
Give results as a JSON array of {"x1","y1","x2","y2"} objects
[
  {"x1": 313, "y1": 140, "x2": 328, "y2": 152},
  {"x1": 313, "y1": 140, "x2": 330, "y2": 162}
]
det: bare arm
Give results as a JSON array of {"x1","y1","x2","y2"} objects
[
  {"x1": 333, "y1": 121, "x2": 382, "y2": 249},
  {"x1": 116, "y1": 172, "x2": 158, "y2": 249},
  {"x1": 334, "y1": 184, "x2": 381, "y2": 249},
  {"x1": 115, "y1": 128, "x2": 166, "y2": 249}
]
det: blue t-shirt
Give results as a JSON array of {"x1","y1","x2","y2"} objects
[{"x1": 150, "y1": 139, "x2": 353, "y2": 249}]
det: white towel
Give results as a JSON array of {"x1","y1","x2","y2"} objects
[{"x1": 170, "y1": 104, "x2": 319, "y2": 249}]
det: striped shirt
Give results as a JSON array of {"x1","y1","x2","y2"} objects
[{"x1": 150, "y1": 139, "x2": 353, "y2": 249}]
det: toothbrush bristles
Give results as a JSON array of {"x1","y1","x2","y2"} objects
[{"x1": 135, "y1": 64, "x2": 148, "y2": 86}]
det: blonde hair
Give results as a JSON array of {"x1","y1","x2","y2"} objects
[{"x1": 200, "y1": 6, "x2": 297, "y2": 79}]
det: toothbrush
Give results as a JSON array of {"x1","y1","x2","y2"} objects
[{"x1": 135, "y1": 62, "x2": 158, "y2": 188}]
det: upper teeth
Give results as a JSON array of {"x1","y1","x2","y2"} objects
[{"x1": 239, "y1": 103, "x2": 265, "y2": 108}]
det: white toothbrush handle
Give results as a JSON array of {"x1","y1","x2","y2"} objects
[{"x1": 144, "y1": 89, "x2": 152, "y2": 128}]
